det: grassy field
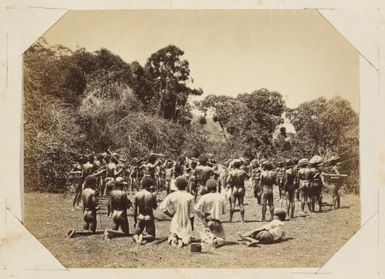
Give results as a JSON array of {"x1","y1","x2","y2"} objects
[{"x1": 24, "y1": 187, "x2": 360, "y2": 268}]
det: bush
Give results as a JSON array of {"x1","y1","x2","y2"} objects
[{"x1": 24, "y1": 94, "x2": 82, "y2": 192}]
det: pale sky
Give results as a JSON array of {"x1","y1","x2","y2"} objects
[{"x1": 43, "y1": 10, "x2": 359, "y2": 111}]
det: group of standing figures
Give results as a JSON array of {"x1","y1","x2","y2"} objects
[{"x1": 66, "y1": 151, "x2": 345, "y2": 248}]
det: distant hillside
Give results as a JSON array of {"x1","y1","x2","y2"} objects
[{"x1": 191, "y1": 109, "x2": 226, "y2": 143}]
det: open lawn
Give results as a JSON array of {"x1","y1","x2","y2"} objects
[{"x1": 24, "y1": 188, "x2": 360, "y2": 268}]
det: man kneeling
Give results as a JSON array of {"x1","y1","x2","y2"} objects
[
  {"x1": 132, "y1": 176, "x2": 158, "y2": 245},
  {"x1": 65, "y1": 175, "x2": 99, "y2": 238},
  {"x1": 159, "y1": 176, "x2": 195, "y2": 248},
  {"x1": 103, "y1": 177, "x2": 131, "y2": 240},
  {"x1": 239, "y1": 209, "x2": 287, "y2": 246},
  {"x1": 195, "y1": 179, "x2": 226, "y2": 248}
]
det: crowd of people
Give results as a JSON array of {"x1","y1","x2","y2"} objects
[{"x1": 65, "y1": 150, "x2": 345, "y2": 249}]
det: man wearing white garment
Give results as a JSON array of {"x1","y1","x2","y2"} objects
[
  {"x1": 195, "y1": 178, "x2": 226, "y2": 248},
  {"x1": 159, "y1": 176, "x2": 195, "y2": 248}
]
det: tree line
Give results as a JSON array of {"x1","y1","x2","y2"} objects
[{"x1": 23, "y1": 38, "x2": 359, "y2": 193}]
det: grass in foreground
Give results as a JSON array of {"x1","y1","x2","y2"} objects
[{"x1": 24, "y1": 188, "x2": 360, "y2": 268}]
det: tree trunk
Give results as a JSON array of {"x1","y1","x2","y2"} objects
[
  {"x1": 157, "y1": 88, "x2": 164, "y2": 118},
  {"x1": 219, "y1": 122, "x2": 228, "y2": 140}
]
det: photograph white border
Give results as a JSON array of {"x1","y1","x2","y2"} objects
[{"x1": 0, "y1": 0, "x2": 383, "y2": 278}]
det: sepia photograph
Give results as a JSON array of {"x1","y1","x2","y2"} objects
[{"x1": 23, "y1": 10, "x2": 360, "y2": 268}]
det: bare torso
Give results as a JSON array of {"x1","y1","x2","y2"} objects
[
  {"x1": 82, "y1": 162, "x2": 95, "y2": 178},
  {"x1": 106, "y1": 162, "x2": 117, "y2": 178},
  {"x1": 144, "y1": 163, "x2": 157, "y2": 178},
  {"x1": 134, "y1": 189, "x2": 157, "y2": 218},
  {"x1": 195, "y1": 165, "x2": 214, "y2": 185},
  {"x1": 82, "y1": 188, "x2": 98, "y2": 211},
  {"x1": 260, "y1": 170, "x2": 276, "y2": 191},
  {"x1": 110, "y1": 189, "x2": 130, "y2": 212},
  {"x1": 298, "y1": 168, "x2": 312, "y2": 181},
  {"x1": 228, "y1": 169, "x2": 248, "y2": 188}
]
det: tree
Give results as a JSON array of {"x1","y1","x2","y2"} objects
[
  {"x1": 24, "y1": 39, "x2": 85, "y2": 191},
  {"x1": 286, "y1": 97, "x2": 359, "y2": 192},
  {"x1": 286, "y1": 97, "x2": 358, "y2": 156},
  {"x1": 201, "y1": 95, "x2": 242, "y2": 138},
  {"x1": 80, "y1": 48, "x2": 133, "y2": 100},
  {"x1": 144, "y1": 45, "x2": 203, "y2": 122},
  {"x1": 198, "y1": 89, "x2": 285, "y2": 158},
  {"x1": 24, "y1": 39, "x2": 87, "y2": 105},
  {"x1": 237, "y1": 88, "x2": 285, "y2": 133},
  {"x1": 130, "y1": 61, "x2": 155, "y2": 109}
]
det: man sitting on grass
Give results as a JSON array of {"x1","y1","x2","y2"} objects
[
  {"x1": 239, "y1": 209, "x2": 287, "y2": 247},
  {"x1": 65, "y1": 175, "x2": 99, "y2": 238}
]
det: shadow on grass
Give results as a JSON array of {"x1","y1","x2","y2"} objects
[
  {"x1": 154, "y1": 217, "x2": 171, "y2": 222},
  {"x1": 321, "y1": 207, "x2": 334, "y2": 212},
  {"x1": 223, "y1": 241, "x2": 239, "y2": 247},
  {"x1": 311, "y1": 209, "x2": 332, "y2": 213},
  {"x1": 65, "y1": 230, "x2": 105, "y2": 238},
  {"x1": 238, "y1": 237, "x2": 295, "y2": 248},
  {"x1": 256, "y1": 237, "x2": 295, "y2": 245},
  {"x1": 222, "y1": 219, "x2": 265, "y2": 224},
  {"x1": 322, "y1": 202, "x2": 333, "y2": 206},
  {"x1": 189, "y1": 240, "x2": 241, "y2": 251},
  {"x1": 319, "y1": 204, "x2": 350, "y2": 210},
  {"x1": 276, "y1": 237, "x2": 294, "y2": 243}
]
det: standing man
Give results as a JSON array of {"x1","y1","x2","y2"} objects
[
  {"x1": 103, "y1": 155, "x2": 117, "y2": 196},
  {"x1": 276, "y1": 161, "x2": 286, "y2": 202},
  {"x1": 283, "y1": 159, "x2": 296, "y2": 219},
  {"x1": 217, "y1": 163, "x2": 229, "y2": 194},
  {"x1": 69, "y1": 155, "x2": 85, "y2": 209},
  {"x1": 194, "y1": 179, "x2": 227, "y2": 248},
  {"x1": 260, "y1": 161, "x2": 276, "y2": 222},
  {"x1": 309, "y1": 161, "x2": 324, "y2": 212},
  {"x1": 250, "y1": 160, "x2": 261, "y2": 204},
  {"x1": 129, "y1": 158, "x2": 141, "y2": 192},
  {"x1": 163, "y1": 160, "x2": 174, "y2": 194},
  {"x1": 194, "y1": 154, "x2": 215, "y2": 201},
  {"x1": 188, "y1": 160, "x2": 198, "y2": 195},
  {"x1": 174, "y1": 156, "x2": 186, "y2": 178},
  {"x1": 72, "y1": 155, "x2": 96, "y2": 209},
  {"x1": 292, "y1": 158, "x2": 300, "y2": 201},
  {"x1": 330, "y1": 157, "x2": 343, "y2": 209},
  {"x1": 227, "y1": 160, "x2": 249, "y2": 222},
  {"x1": 132, "y1": 176, "x2": 158, "y2": 245},
  {"x1": 106, "y1": 153, "x2": 122, "y2": 178},
  {"x1": 296, "y1": 158, "x2": 312, "y2": 215},
  {"x1": 95, "y1": 153, "x2": 106, "y2": 193},
  {"x1": 142, "y1": 154, "x2": 162, "y2": 192},
  {"x1": 159, "y1": 176, "x2": 195, "y2": 248}
]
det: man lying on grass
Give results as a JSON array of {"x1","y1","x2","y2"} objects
[
  {"x1": 239, "y1": 208, "x2": 287, "y2": 247},
  {"x1": 65, "y1": 175, "x2": 100, "y2": 238}
]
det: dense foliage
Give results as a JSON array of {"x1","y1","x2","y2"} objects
[
  {"x1": 197, "y1": 89, "x2": 286, "y2": 159},
  {"x1": 24, "y1": 38, "x2": 359, "y2": 193},
  {"x1": 285, "y1": 97, "x2": 359, "y2": 193},
  {"x1": 24, "y1": 40, "x2": 199, "y2": 192}
]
